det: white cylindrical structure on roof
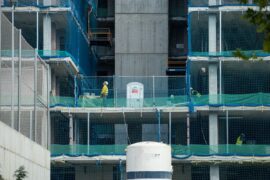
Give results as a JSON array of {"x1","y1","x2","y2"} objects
[{"x1": 126, "y1": 141, "x2": 172, "y2": 180}]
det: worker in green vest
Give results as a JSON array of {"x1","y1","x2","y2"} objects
[{"x1": 236, "y1": 133, "x2": 246, "y2": 145}]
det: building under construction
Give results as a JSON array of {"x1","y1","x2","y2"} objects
[{"x1": 1, "y1": 0, "x2": 270, "y2": 179}]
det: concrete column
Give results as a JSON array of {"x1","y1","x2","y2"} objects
[
  {"x1": 51, "y1": 23, "x2": 57, "y2": 50},
  {"x1": 43, "y1": 0, "x2": 51, "y2": 6},
  {"x1": 210, "y1": 165, "x2": 220, "y2": 180},
  {"x1": 51, "y1": 72, "x2": 57, "y2": 96},
  {"x1": 209, "y1": 0, "x2": 217, "y2": 6},
  {"x1": 43, "y1": 14, "x2": 51, "y2": 55},
  {"x1": 209, "y1": 15, "x2": 217, "y2": 53},
  {"x1": 69, "y1": 114, "x2": 74, "y2": 145},
  {"x1": 208, "y1": 3, "x2": 219, "y2": 180}
]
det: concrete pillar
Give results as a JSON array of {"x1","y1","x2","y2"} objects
[
  {"x1": 51, "y1": 23, "x2": 57, "y2": 50},
  {"x1": 51, "y1": 72, "x2": 57, "y2": 96},
  {"x1": 69, "y1": 114, "x2": 73, "y2": 145},
  {"x1": 209, "y1": 0, "x2": 217, "y2": 6},
  {"x1": 210, "y1": 165, "x2": 220, "y2": 180},
  {"x1": 43, "y1": 14, "x2": 51, "y2": 54},
  {"x1": 43, "y1": 0, "x2": 51, "y2": 6},
  {"x1": 208, "y1": 2, "x2": 219, "y2": 179}
]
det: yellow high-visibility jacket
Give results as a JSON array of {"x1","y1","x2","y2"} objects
[
  {"x1": 101, "y1": 85, "x2": 108, "y2": 97},
  {"x1": 236, "y1": 136, "x2": 243, "y2": 145}
]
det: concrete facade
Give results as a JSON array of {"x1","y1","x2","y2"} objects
[
  {"x1": 0, "y1": 121, "x2": 50, "y2": 180},
  {"x1": 115, "y1": 0, "x2": 168, "y2": 76}
]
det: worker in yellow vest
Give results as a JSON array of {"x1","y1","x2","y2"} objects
[
  {"x1": 100, "y1": 81, "x2": 109, "y2": 107},
  {"x1": 236, "y1": 133, "x2": 246, "y2": 145}
]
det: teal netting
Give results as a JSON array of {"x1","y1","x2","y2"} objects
[
  {"x1": 50, "y1": 144, "x2": 270, "y2": 157},
  {"x1": 50, "y1": 93, "x2": 270, "y2": 108}
]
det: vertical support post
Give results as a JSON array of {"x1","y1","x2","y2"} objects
[
  {"x1": 219, "y1": 11, "x2": 222, "y2": 103},
  {"x1": 69, "y1": 114, "x2": 74, "y2": 145},
  {"x1": 74, "y1": 75, "x2": 78, "y2": 107},
  {"x1": 36, "y1": 11, "x2": 39, "y2": 50},
  {"x1": 0, "y1": 6, "x2": 2, "y2": 60},
  {"x1": 34, "y1": 49, "x2": 38, "y2": 142},
  {"x1": 47, "y1": 64, "x2": 51, "y2": 148},
  {"x1": 30, "y1": 110, "x2": 33, "y2": 140},
  {"x1": 153, "y1": 76, "x2": 155, "y2": 106},
  {"x1": 187, "y1": 113, "x2": 190, "y2": 145},
  {"x1": 74, "y1": 118, "x2": 77, "y2": 144},
  {"x1": 156, "y1": 109, "x2": 161, "y2": 142},
  {"x1": 18, "y1": 29, "x2": 22, "y2": 132},
  {"x1": 219, "y1": 60, "x2": 222, "y2": 104},
  {"x1": 113, "y1": 75, "x2": 115, "y2": 106},
  {"x1": 87, "y1": 113, "x2": 90, "y2": 154},
  {"x1": 169, "y1": 112, "x2": 172, "y2": 145},
  {"x1": 43, "y1": 13, "x2": 51, "y2": 56},
  {"x1": 0, "y1": 10, "x2": 1, "y2": 108},
  {"x1": 208, "y1": 2, "x2": 220, "y2": 179},
  {"x1": 115, "y1": 76, "x2": 118, "y2": 107},
  {"x1": 226, "y1": 110, "x2": 229, "y2": 153},
  {"x1": 210, "y1": 166, "x2": 220, "y2": 180},
  {"x1": 11, "y1": 5, "x2": 15, "y2": 128}
]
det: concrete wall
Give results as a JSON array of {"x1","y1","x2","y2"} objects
[
  {"x1": 115, "y1": 0, "x2": 168, "y2": 76},
  {"x1": 0, "y1": 121, "x2": 50, "y2": 180}
]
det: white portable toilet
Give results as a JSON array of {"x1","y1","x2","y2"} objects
[
  {"x1": 127, "y1": 82, "x2": 144, "y2": 107},
  {"x1": 126, "y1": 142, "x2": 172, "y2": 180}
]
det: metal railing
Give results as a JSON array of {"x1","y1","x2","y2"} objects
[{"x1": 50, "y1": 76, "x2": 187, "y2": 108}]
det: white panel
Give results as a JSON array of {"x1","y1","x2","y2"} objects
[{"x1": 0, "y1": 121, "x2": 50, "y2": 180}]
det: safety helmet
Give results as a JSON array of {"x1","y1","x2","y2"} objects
[{"x1": 104, "y1": 81, "x2": 108, "y2": 85}]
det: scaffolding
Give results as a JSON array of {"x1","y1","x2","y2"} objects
[{"x1": 0, "y1": 12, "x2": 49, "y2": 147}]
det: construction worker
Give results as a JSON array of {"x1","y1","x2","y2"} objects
[
  {"x1": 100, "y1": 81, "x2": 109, "y2": 107},
  {"x1": 236, "y1": 133, "x2": 246, "y2": 145}
]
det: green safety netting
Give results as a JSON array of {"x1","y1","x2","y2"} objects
[
  {"x1": 50, "y1": 93, "x2": 270, "y2": 108},
  {"x1": 192, "y1": 93, "x2": 270, "y2": 106},
  {"x1": 50, "y1": 144, "x2": 270, "y2": 157},
  {"x1": 51, "y1": 144, "x2": 127, "y2": 156},
  {"x1": 172, "y1": 145, "x2": 270, "y2": 156},
  {"x1": 50, "y1": 95, "x2": 188, "y2": 108},
  {"x1": 189, "y1": 50, "x2": 270, "y2": 57}
]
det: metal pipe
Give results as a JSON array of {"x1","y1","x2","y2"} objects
[
  {"x1": 87, "y1": 113, "x2": 90, "y2": 145},
  {"x1": 47, "y1": 64, "x2": 50, "y2": 148},
  {"x1": 34, "y1": 49, "x2": 38, "y2": 142},
  {"x1": 11, "y1": 5, "x2": 15, "y2": 128},
  {"x1": 30, "y1": 110, "x2": 33, "y2": 140},
  {"x1": 69, "y1": 114, "x2": 73, "y2": 145},
  {"x1": 18, "y1": 29, "x2": 22, "y2": 132},
  {"x1": 153, "y1": 76, "x2": 155, "y2": 105},
  {"x1": 187, "y1": 113, "x2": 190, "y2": 145},
  {"x1": 226, "y1": 110, "x2": 229, "y2": 153},
  {"x1": 219, "y1": 11, "x2": 222, "y2": 103},
  {"x1": 156, "y1": 109, "x2": 161, "y2": 142},
  {"x1": 36, "y1": 11, "x2": 39, "y2": 50},
  {"x1": 169, "y1": 112, "x2": 172, "y2": 145}
]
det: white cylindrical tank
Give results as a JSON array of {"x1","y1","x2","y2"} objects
[{"x1": 126, "y1": 141, "x2": 172, "y2": 180}]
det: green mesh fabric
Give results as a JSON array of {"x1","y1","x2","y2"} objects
[
  {"x1": 192, "y1": 93, "x2": 270, "y2": 106},
  {"x1": 51, "y1": 144, "x2": 127, "y2": 156},
  {"x1": 50, "y1": 95, "x2": 188, "y2": 108},
  {"x1": 50, "y1": 93, "x2": 270, "y2": 108},
  {"x1": 51, "y1": 144, "x2": 270, "y2": 157}
]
